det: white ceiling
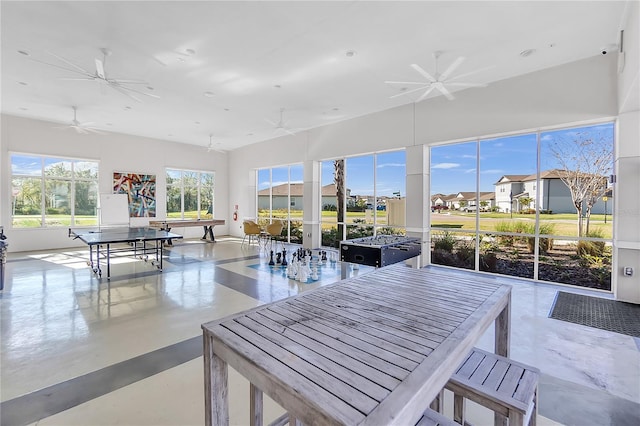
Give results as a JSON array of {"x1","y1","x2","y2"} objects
[{"x1": 1, "y1": 1, "x2": 628, "y2": 151}]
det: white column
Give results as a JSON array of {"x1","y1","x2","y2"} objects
[
  {"x1": 614, "y1": 111, "x2": 640, "y2": 303},
  {"x1": 303, "y1": 160, "x2": 321, "y2": 249},
  {"x1": 405, "y1": 144, "x2": 430, "y2": 267}
]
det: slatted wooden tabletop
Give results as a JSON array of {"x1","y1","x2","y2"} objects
[
  {"x1": 148, "y1": 219, "x2": 225, "y2": 228},
  {"x1": 202, "y1": 264, "x2": 511, "y2": 426}
]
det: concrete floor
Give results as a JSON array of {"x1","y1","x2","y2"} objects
[{"x1": 1, "y1": 237, "x2": 638, "y2": 425}]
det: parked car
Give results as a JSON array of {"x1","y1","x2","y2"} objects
[{"x1": 462, "y1": 205, "x2": 477, "y2": 212}]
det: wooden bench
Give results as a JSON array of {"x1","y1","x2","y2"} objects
[
  {"x1": 416, "y1": 407, "x2": 460, "y2": 426},
  {"x1": 148, "y1": 219, "x2": 225, "y2": 244},
  {"x1": 445, "y1": 347, "x2": 539, "y2": 426},
  {"x1": 270, "y1": 407, "x2": 459, "y2": 426}
]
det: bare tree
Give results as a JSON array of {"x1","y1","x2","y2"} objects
[
  {"x1": 334, "y1": 159, "x2": 345, "y2": 243},
  {"x1": 550, "y1": 131, "x2": 613, "y2": 237}
]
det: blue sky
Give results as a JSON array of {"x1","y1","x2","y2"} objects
[
  {"x1": 431, "y1": 123, "x2": 614, "y2": 195},
  {"x1": 254, "y1": 123, "x2": 614, "y2": 197},
  {"x1": 320, "y1": 151, "x2": 407, "y2": 197}
]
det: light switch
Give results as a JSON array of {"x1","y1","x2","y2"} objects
[{"x1": 623, "y1": 267, "x2": 634, "y2": 277}]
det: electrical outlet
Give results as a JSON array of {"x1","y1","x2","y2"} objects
[{"x1": 623, "y1": 267, "x2": 634, "y2": 277}]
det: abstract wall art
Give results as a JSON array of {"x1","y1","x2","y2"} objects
[{"x1": 113, "y1": 172, "x2": 156, "y2": 217}]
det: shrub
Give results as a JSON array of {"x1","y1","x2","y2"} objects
[
  {"x1": 538, "y1": 223, "x2": 555, "y2": 254},
  {"x1": 456, "y1": 241, "x2": 475, "y2": 265},
  {"x1": 431, "y1": 248, "x2": 457, "y2": 266},
  {"x1": 577, "y1": 240, "x2": 605, "y2": 257},
  {"x1": 577, "y1": 229, "x2": 607, "y2": 257},
  {"x1": 480, "y1": 252, "x2": 497, "y2": 272},
  {"x1": 495, "y1": 221, "x2": 515, "y2": 246},
  {"x1": 432, "y1": 231, "x2": 456, "y2": 253}
]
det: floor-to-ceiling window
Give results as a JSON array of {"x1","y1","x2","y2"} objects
[
  {"x1": 429, "y1": 122, "x2": 614, "y2": 290},
  {"x1": 256, "y1": 164, "x2": 303, "y2": 244},
  {"x1": 321, "y1": 150, "x2": 406, "y2": 248},
  {"x1": 166, "y1": 169, "x2": 215, "y2": 219},
  {"x1": 10, "y1": 154, "x2": 99, "y2": 228}
]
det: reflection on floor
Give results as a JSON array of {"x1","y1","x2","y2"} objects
[{"x1": 0, "y1": 237, "x2": 638, "y2": 426}]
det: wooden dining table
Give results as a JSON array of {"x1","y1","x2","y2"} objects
[{"x1": 202, "y1": 264, "x2": 511, "y2": 426}]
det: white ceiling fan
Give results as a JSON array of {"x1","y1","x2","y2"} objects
[
  {"x1": 265, "y1": 108, "x2": 296, "y2": 136},
  {"x1": 206, "y1": 134, "x2": 226, "y2": 153},
  {"x1": 56, "y1": 106, "x2": 105, "y2": 134},
  {"x1": 385, "y1": 51, "x2": 489, "y2": 101},
  {"x1": 31, "y1": 48, "x2": 159, "y2": 103}
]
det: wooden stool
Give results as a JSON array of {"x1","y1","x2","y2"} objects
[
  {"x1": 416, "y1": 407, "x2": 460, "y2": 426},
  {"x1": 445, "y1": 348, "x2": 539, "y2": 426}
]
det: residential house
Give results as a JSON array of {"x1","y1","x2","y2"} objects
[
  {"x1": 258, "y1": 184, "x2": 350, "y2": 211},
  {"x1": 494, "y1": 169, "x2": 612, "y2": 214},
  {"x1": 450, "y1": 191, "x2": 495, "y2": 211}
]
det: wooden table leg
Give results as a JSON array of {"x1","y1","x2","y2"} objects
[
  {"x1": 494, "y1": 291, "x2": 511, "y2": 426},
  {"x1": 495, "y1": 291, "x2": 511, "y2": 357},
  {"x1": 250, "y1": 383, "x2": 263, "y2": 426},
  {"x1": 204, "y1": 334, "x2": 229, "y2": 426}
]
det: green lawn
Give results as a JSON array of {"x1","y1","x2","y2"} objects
[{"x1": 12, "y1": 210, "x2": 612, "y2": 239}]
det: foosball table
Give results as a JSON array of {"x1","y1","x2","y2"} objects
[{"x1": 340, "y1": 234, "x2": 422, "y2": 278}]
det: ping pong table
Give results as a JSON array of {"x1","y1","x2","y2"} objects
[{"x1": 69, "y1": 227, "x2": 183, "y2": 280}]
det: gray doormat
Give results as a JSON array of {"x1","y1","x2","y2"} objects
[{"x1": 549, "y1": 291, "x2": 640, "y2": 338}]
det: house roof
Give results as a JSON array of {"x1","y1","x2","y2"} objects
[
  {"x1": 495, "y1": 174, "x2": 529, "y2": 184},
  {"x1": 456, "y1": 191, "x2": 494, "y2": 201},
  {"x1": 258, "y1": 183, "x2": 340, "y2": 197}
]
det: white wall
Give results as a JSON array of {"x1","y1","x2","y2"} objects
[
  {"x1": 613, "y1": 0, "x2": 640, "y2": 303},
  {"x1": 1, "y1": 115, "x2": 229, "y2": 252}
]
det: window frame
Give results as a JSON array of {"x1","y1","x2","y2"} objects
[
  {"x1": 165, "y1": 168, "x2": 215, "y2": 220},
  {"x1": 10, "y1": 153, "x2": 99, "y2": 229}
]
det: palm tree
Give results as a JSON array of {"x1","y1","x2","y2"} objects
[
  {"x1": 334, "y1": 159, "x2": 345, "y2": 243},
  {"x1": 519, "y1": 196, "x2": 532, "y2": 212}
]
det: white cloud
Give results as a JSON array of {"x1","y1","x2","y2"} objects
[
  {"x1": 481, "y1": 169, "x2": 504, "y2": 174},
  {"x1": 541, "y1": 134, "x2": 553, "y2": 141},
  {"x1": 432, "y1": 162, "x2": 460, "y2": 169},
  {"x1": 377, "y1": 163, "x2": 405, "y2": 168},
  {"x1": 464, "y1": 168, "x2": 476, "y2": 174}
]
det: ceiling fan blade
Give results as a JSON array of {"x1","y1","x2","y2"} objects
[
  {"x1": 439, "y1": 56, "x2": 465, "y2": 81},
  {"x1": 72, "y1": 126, "x2": 89, "y2": 134},
  {"x1": 389, "y1": 85, "x2": 430, "y2": 99},
  {"x1": 95, "y1": 59, "x2": 106, "y2": 79},
  {"x1": 447, "y1": 65, "x2": 494, "y2": 82},
  {"x1": 60, "y1": 77, "x2": 97, "y2": 81},
  {"x1": 264, "y1": 118, "x2": 278, "y2": 126},
  {"x1": 46, "y1": 51, "x2": 92, "y2": 74},
  {"x1": 416, "y1": 85, "x2": 437, "y2": 102},
  {"x1": 30, "y1": 58, "x2": 92, "y2": 77},
  {"x1": 437, "y1": 84, "x2": 455, "y2": 101},
  {"x1": 85, "y1": 127, "x2": 106, "y2": 135},
  {"x1": 109, "y1": 79, "x2": 149, "y2": 85},
  {"x1": 283, "y1": 128, "x2": 296, "y2": 136},
  {"x1": 445, "y1": 82, "x2": 488, "y2": 87},
  {"x1": 384, "y1": 80, "x2": 430, "y2": 85},
  {"x1": 109, "y1": 84, "x2": 143, "y2": 102},
  {"x1": 79, "y1": 121, "x2": 96, "y2": 126},
  {"x1": 110, "y1": 83, "x2": 160, "y2": 99},
  {"x1": 410, "y1": 64, "x2": 437, "y2": 83}
]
